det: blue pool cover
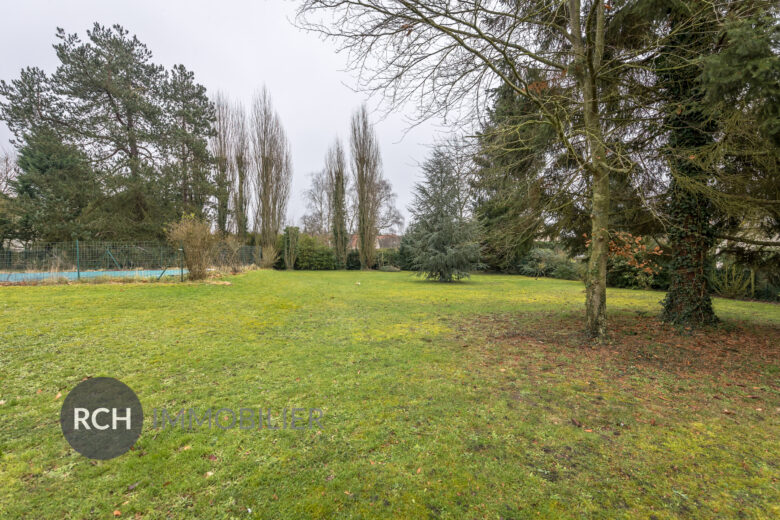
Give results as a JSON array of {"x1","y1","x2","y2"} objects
[{"x1": 1, "y1": 269, "x2": 187, "y2": 282}]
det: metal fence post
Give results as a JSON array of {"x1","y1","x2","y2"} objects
[
  {"x1": 76, "y1": 239, "x2": 81, "y2": 281},
  {"x1": 179, "y1": 241, "x2": 184, "y2": 282}
]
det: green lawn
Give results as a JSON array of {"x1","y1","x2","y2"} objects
[{"x1": 1, "y1": 271, "x2": 778, "y2": 519}]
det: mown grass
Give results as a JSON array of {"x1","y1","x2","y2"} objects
[{"x1": 0, "y1": 271, "x2": 778, "y2": 519}]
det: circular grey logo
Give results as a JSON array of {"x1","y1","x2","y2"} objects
[{"x1": 60, "y1": 377, "x2": 143, "y2": 460}]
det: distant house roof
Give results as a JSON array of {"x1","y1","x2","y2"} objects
[
  {"x1": 348, "y1": 234, "x2": 401, "y2": 250},
  {"x1": 377, "y1": 235, "x2": 401, "y2": 249}
]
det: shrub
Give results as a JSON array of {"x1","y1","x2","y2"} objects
[
  {"x1": 710, "y1": 264, "x2": 751, "y2": 299},
  {"x1": 518, "y1": 248, "x2": 579, "y2": 279},
  {"x1": 296, "y1": 235, "x2": 337, "y2": 270},
  {"x1": 217, "y1": 235, "x2": 246, "y2": 274},
  {"x1": 551, "y1": 261, "x2": 581, "y2": 281},
  {"x1": 166, "y1": 214, "x2": 214, "y2": 280},
  {"x1": 754, "y1": 278, "x2": 780, "y2": 302},
  {"x1": 342, "y1": 247, "x2": 406, "y2": 270},
  {"x1": 282, "y1": 227, "x2": 300, "y2": 270},
  {"x1": 346, "y1": 249, "x2": 362, "y2": 270},
  {"x1": 605, "y1": 232, "x2": 663, "y2": 289},
  {"x1": 375, "y1": 248, "x2": 401, "y2": 268}
]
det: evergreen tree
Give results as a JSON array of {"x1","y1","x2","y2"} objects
[
  {"x1": 162, "y1": 64, "x2": 215, "y2": 219},
  {"x1": 407, "y1": 146, "x2": 481, "y2": 282},
  {"x1": 0, "y1": 24, "x2": 215, "y2": 239},
  {"x1": 473, "y1": 79, "x2": 564, "y2": 270},
  {"x1": 12, "y1": 129, "x2": 99, "y2": 242},
  {"x1": 657, "y1": 2, "x2": 721, "y2": 326}
]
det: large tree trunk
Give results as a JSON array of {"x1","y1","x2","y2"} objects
[
  {"x1": 659, "y1": 3, "x2": 718, "y2": 327},
  {"x1": 661, "y1": 179, "x2": 717, "y2": 326},
  {"x1": 586, "y1": 161, "x2": 609, "y2": 339},
  {"x1": 576, "y1": 0, "x2": 609, "y2": 340}
]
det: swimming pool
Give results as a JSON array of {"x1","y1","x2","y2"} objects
[{"x1": 1, "y1": 268, "x2": 187, "y2": 282}]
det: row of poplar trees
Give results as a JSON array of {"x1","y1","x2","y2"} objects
[{"x1": 301, "y1": 105, "x2": 404, "y2": 270}]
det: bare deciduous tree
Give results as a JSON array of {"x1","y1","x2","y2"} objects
[
  {"x1": 0, "y1": 151, "x2": 16, "y2": 198},
  {"x1": 297, "y1": 0, "x2": 655, "y2": 338},
  {"x1": 441, "y1": 136, "x2": 475, "y2": 220},
  {"x1": 250, "y1": 87, "x2": 292, "y2": 267},
  {"x1": 230, "y1": 101, "x2": 251, "y2": 239},
  {"x1": 210, "y1": 93, "x2": 233, "y2": 234},
  {"x1": 302, "y1": 169, "x2": 332, "y2": 237},
  {"x1": 0, "y1": 151, "x2": 17, "y2": 245},
  {"x1": 326, "y1": 139, "x2": 350, "y2": 266},
  {"x1": 350, "y1": 105, "x2": 383, "y2": 269},
  {"x1": 211, "y1": 94, "x2": 251, "y2": 239},
  {"x1": 376, "y1": 179, "x2": 404, "y2": 234}
]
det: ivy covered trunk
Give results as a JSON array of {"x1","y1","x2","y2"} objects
[
  {"x1": 659, "y1": 3, "x2": 718, "y2": 327},
  {"x1": 661, "y1": 101, "x2": 717, "y2": 326},
  {"x1": 661, "y1": 177, "x2": 717, "y2": 326}
]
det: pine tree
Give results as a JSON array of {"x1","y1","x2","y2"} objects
[
  {"x1": 12, "y1": 129, "x2": 98, "y2": 242},
  {"x1": 407, "y1": 146, "x2": 480, "y2": 282},
  {"x1": 162, "y1": 64, "x2": 215, "y2": 218},
  {"x1": 0, "y1": 23, "x2": 215, "y2": 239}
]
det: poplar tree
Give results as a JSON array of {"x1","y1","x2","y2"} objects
[
  {"x1": 326, "y1": 139, "x2": 349, "y2": 268},
  {"x1": 350, "y1": 105, "x2": 382, "y2": 269}
]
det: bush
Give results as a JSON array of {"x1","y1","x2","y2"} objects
[
  {"x1": 375, "y1": 248, "x2": 401, "y2": 268},
  {"x1": 287, "y1": 244, "x2": 405, "y2": 271},
  {"x1": 346, "y1": 249, "x2": 361, "y2": 270},
  {"x1": 166, "y1": 214, "x2": 214, "y2": 280},
  {"x1": 212, "y1": 235, "x2": 248, "y2": 274},
  {"x1": 551, "y1": 261, "x2": 581, "y2": 281},
  {"x1": 754, "y1": 279, "x2": 780, "y2": 302},
  {"x1": 605, "y1": 232, "x2": 663, "y2": 289},
  {"x1": 518, "y1": 248, "x2": 580, "y2": 280},
  {"x1": 296, "y1": 235, "x2": 337, "y2": 270},
  {"x1": 710, "y1": 264, "x2": 751, "y2": 299},
  {"x1": 283, "y1": 227, "x2": 300, "y2": 270}
]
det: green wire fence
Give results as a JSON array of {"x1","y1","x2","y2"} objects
[{"x1": 0, "y1": 241, "x2": 259, "y2": 283}]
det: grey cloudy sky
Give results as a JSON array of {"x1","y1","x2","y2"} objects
[{"x1": 0, "y1": 0, "x2": 448, "y2": 226}]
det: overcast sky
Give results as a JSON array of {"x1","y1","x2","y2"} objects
[{"x1": 0, "y1": 0, "x2": 449, "y2": 227}]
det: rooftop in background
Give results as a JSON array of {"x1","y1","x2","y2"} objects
[{"x1": 348, "y1": 234, "x2": 401, "y2": 250}]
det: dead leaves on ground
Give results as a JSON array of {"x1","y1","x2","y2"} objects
[{"x1": 459, "y1": 312, "x2": 779, "y2": 383}]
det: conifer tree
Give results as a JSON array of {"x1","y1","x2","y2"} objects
[
  {"x1": 12, "y1": 129, "x2": 98, "y2": 242},
  {"x1": 407, "y1": 146, "x2": 480, "y2": 282},
  {"x1": 0, "y1": 23, "x2": 215, "y2": 239}
]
